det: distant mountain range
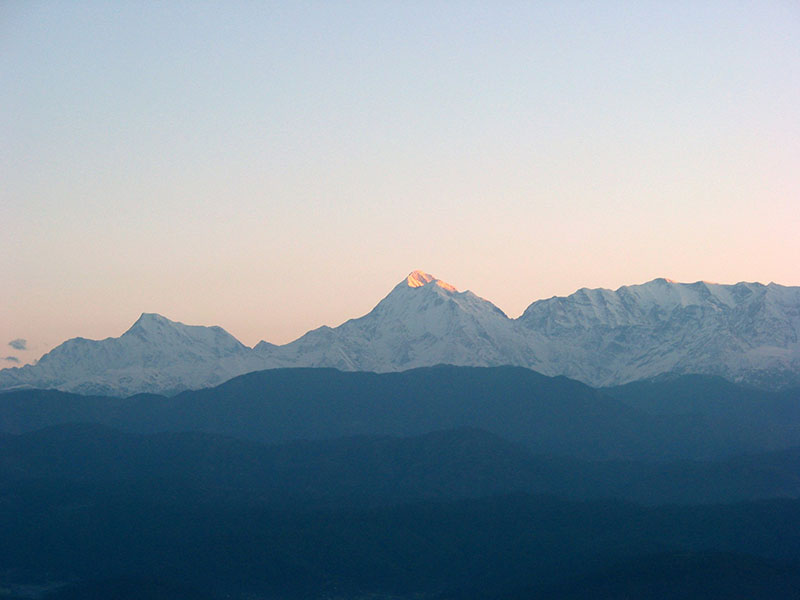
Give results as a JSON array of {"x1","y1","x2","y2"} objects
[{"x1": 2, "y1": 270, "x2": 799, "y2": 395}]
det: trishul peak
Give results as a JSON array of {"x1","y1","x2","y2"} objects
[{"x1": 405, "y1": 270, "x2": 457, "y2": 292}]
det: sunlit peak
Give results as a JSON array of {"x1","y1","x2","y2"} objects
[
  {"x1": 405, "y1": 270, "x2": 457, "y2": 292},
  {"x1": 406, "y1": 270, "x2": 435, "y2": 288}
]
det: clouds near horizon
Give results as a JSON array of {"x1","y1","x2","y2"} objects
[{"x1": 9, "y1": 339, "x2": 27, "y2": 351}]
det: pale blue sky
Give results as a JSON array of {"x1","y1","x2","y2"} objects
[{"x1": 2, "y1": 1, "x2": 799, "y2": 364}]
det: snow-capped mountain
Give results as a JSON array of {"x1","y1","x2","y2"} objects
[
  {"x1": 519, "y1": 279, "x2": 800, "y2": 388},
  {"x1": 2, "y1": 272, "x2": 799, "y2": 396},
  {"x1": 255, "y1": 270, "x2": 541, "y2": 371},
  {"x1": 0, "y1": 313, "x2": 267, "y2": 396}
]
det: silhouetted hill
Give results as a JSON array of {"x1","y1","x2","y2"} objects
[
  {"x1": 605, "y1": 374, "x2": 800, "y2": 451},
  {"x1": 5, "y1": 366, "x2": 798, "y2": 461},
  {"x1": 605, "y1": 373, "x2": 800, "y2": 418},
  {"x1": 2, "y1": 424, "x2": 799, "y2": 508}
]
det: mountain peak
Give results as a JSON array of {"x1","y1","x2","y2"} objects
[
  {"x1": 131, "y1": 312, "x2": 173, "y2": 328},
  {"x1": 123, "y1": 313, "x2": 180, "y2": 337},
  {"x1": 405, "y1": 270, "x2": 457, "y2": 292}
]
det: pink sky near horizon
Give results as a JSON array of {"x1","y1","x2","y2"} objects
[{"x1": 1, "y1": 2, "x2": 799, "y2": 366}]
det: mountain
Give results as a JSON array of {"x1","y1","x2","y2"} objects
[
  {"x1": 0, "y1": 313, "x2": 267, "y2": 396},
  {"x1": 254, "y1": 270, "x2": 539, "y2": 371},
  {"x1": 520, "y1": 279, "x2": 800, "y2": 388},
  {"x1": 260, "y1": 275, "x2": 800, "y2": 388},
  {"x1": 1, "y1": 272, "x2": 799, "y2": 395}
]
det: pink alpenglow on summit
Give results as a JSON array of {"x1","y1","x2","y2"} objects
[{"x1": 406, "y1": 270, "x2": 458, "y2": 293}]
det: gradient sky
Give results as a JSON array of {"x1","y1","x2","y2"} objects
[{"x1": 2, "y1": 1, "x2": 799, "y2": 366}]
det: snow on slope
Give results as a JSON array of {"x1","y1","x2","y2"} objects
[
  {"x1": 254, "y1": 274, "x2": 800, "y2": 388},
  {"x1": 2, "y1": 273, "x2": 799, "y2": 396},
  {"x1": 0, "y1": 313, "x2": 268, "y2": 396},
  {"x1": 255, "y1": 270, "x2": 541, "y2": 371},
  {"x1": 518, "y1": 279, "x2": 800, "y2": 387}
]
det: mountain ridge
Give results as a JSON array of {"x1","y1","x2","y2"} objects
[{"x1": 2, "y1": 271, "x2": 799, "y2": 395}]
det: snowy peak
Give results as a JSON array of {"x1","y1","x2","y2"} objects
[
  {"x1": 405, "y1": 270, "x2": 436, "y2": 288},
  {"x1": 0, "y1": 314, "x2": 263, "y2": 396},
  {"x1": 268, "y1": 269, "x2": 519, "y2": 373},
  {"x1": 122, "y1": 313, "x2": 248, "y2": 353},
  {"x1": 618, "y1": 278, "x2": 766, "y2": 310},
  {"x1": 522, "y1": 279, "x2": 770, "y2": 325},
  {"x1": 377, "y1": 271, "x2": 506, "y2": 321},
  {"x1": 124, "y1": 313, "x2": 180, "y2": 337},
  {"x1": 129, "y1": 312, "x2": 175, "y2": 328},
  {"x1": 404, "y1": 270, "x2": 457, "y2": 292},
  {"x1": 519, "y1": 278, "x2": 800, "y2": 388}
]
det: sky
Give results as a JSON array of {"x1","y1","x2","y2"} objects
[{"x1": 2, "y1": 1, "x2": 799, "y2": 366}]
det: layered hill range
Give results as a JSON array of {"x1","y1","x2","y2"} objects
[{"x1": 2, "y1": 270, "x2": 799, "y2": 396}]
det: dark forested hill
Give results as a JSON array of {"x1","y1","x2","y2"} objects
[
  {"x1": 2, "y1": 424, "x2": 800, "y2": 508},
  {"x1": 1, "y1": 481, "x2": 799, "y2": 599},
  {"x1": 3, "y1": 366, "x2": 800, "y2": 598},
  {"x1": 4, "y1": 366, "x2": 799, "y2": 461}
]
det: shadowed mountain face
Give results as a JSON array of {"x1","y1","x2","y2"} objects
[{"x1": 2, "y1": 272, "x2": 799, "y2": 395}]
